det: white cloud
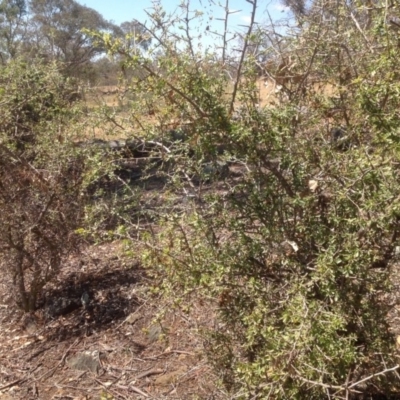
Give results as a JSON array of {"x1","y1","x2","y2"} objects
[
  {"x1": 240, "y1": 15, "x2": 252, "y2": 24},
  {"x1": 273, "y1": 4, "x2": 290, "y2": 12}
]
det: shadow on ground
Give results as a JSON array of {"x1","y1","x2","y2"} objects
[{"x1": 38, "y1": 260, "x2": 142, "y2": 342}]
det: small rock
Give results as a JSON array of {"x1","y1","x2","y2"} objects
[
  {"x1": 67, "y1": 351, "x2": 100, "y2": 373},
  {"x1": 146, "y1": 324, "x2": 162, "y2": 343}
]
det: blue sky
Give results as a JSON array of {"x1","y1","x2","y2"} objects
[
  {"x1": 76, "y1": 0, "x2": 290, "y2": 28},
  {"x1": 75, "y1": 0, "x2": 291, "y2": 53}
]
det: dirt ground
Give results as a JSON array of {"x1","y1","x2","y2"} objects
[
  {"x1": 0, "y1": 241, "x2": 224, "y2": 400},
  {"x1": 0, "y1": 159, "x2": 243, "y2": 400}
]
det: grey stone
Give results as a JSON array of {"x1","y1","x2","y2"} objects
[
  {"x1": 67, "y1": 351, "x2": 100, "y2": 373},
  {"x1": 147, "y1": 324, "x2": 162, "y2": 343}
]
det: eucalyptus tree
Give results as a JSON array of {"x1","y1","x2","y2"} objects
[
  {"x1": 0, "y1": 0, "x2": 28, "y2": 62},
  {"x1": 28, "y1": 0, "x2": 119, "y2": 79}
]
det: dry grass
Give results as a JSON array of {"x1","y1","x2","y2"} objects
[
  {"x1": 85, "y1": 86, "x2": 124, "y2": 108},
  {"x1": 80, "y1": 79, "x2": 340, "y2": 141}
]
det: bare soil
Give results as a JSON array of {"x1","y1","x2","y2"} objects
[
  {"x1": 0, "y1": 240, "x2": 223, "y2": 399},
  {"x1": 0, "y1": 158, "x2": 241, "y2": 400}
]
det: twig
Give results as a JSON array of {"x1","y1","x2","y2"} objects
[
  {"x1": 172, "y1": 350, "x2": 195, "y2": 355},
  {"x1": 115, "y1": 301, "x2": 147, "y2": 330},
  {"x1": 295, "y1": 364, "x2": 400, "y2": 394},
  {"x1": 347, "y1": 365, "x2": 399, "y2": 390},
  {"x1": 135, "y1": 368, "x2": 164, "y2": 379},
  {"x1": 229, "y1": 0, "x2": 258, "y2": 116},
  {"x1": 0, "y1": 378, "x2": 25, "y2": 391},
  {"x1": 0, "y1": 143, "x2": 45, "y2": 184},
  {"x1": 182, "y1": 0, "x2": 196, "y2": 60},
  {"x1": 136, "y1": 61, "x2": 207, "y2": 118},
  {"x1": 349, "y1": 12, "x2": 373, "y2": 53},
  {"x1": 218, "y1": 0, "x2": 241, "y2": 63},
  {"x1": 26, "y1": 344, "x2": 57, "y2": 362},
  {"x1": 116, "y1": 383, "x2": 150, "y2": 397},
  {"x1": 36, "y1": 338, "x2": 80, "y2": 381},
  {"x1": 295, "y1": 375, "x2": 343, "y2": 391},
  {"x1": 95, "y1": 379, "x2": 130, "y2": 400}
]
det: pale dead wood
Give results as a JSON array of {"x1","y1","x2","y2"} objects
[
  {"x1": 95, "y1": 378, "x2": 130, "y2": 400},
  {"x1": 116, "y1": 382, "x2": 150, "y2": 397},
  {"x1": 135, "y1": 367, "x2": 164, "y2": 379},
  {"x1": 0, "y1": 378, "x2": 25, "y2": 391}
]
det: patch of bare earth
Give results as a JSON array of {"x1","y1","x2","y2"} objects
[{"x1": 0, "y1": 241, "x2": 224, "y2": 400}]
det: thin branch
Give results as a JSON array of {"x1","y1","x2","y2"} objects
[
  {"x1": 229, "y1": 0, "x2": 258, "y2": 116},
  {"x1": 183, "y1": 0, "x2": 196, "y2": 60},
  {"x1": 0, "y1": 378, "x2": 25, "y2": 391},
  {"x1": 0, "y1": 143, "x2": 47, "y2": 185},
  {"x1": 221, "y1": 0, "x2": 229, "y2": 63},
  {"x1": 295, "y1": 375, "x2": 343, "y2": 390},
  {"x1": 135, "y1": 368, "x2": 164, "y2": 379},
  {"x1": 349, "y1": 12, "x2": 373, "y2": 53},
  {"x1": 143, "y1": 64, "x2": 208, "y2": 118},
  {"x1": 295, "y1": 364, "x2": 400, "y2": 395},
  {"x1": 36, "y1": 338, "x2": 80, "y2": 381},
  {"x1": 116, "y1": 383, "x2": 150, "y2": 397},
  {"x1": 347, "y1": 365, "x2": 399, "y2": 390}
]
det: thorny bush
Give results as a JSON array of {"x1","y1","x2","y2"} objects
[
  {"x1": 94, "y1": 0, "x2": 400, "y2": 398},
  {"x1": 0, "y1": 59, "x2": 98, "y2": 312}
]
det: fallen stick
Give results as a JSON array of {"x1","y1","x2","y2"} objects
[
  {"x1": 36, "y1": 338, "x2": 80, "y2": 381},
  {"x1": 116, "y1": 383, "x2": 150, "y2": 398},
  {"x1": 95, "y1": 379, "x2": 129, "y2": 400},
  {"x1": 136, "y1": 368, "x2": 164, "y2": 379},
  {"x1": 0, "y1": 378, "x2": 24, "y2": 391}
]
